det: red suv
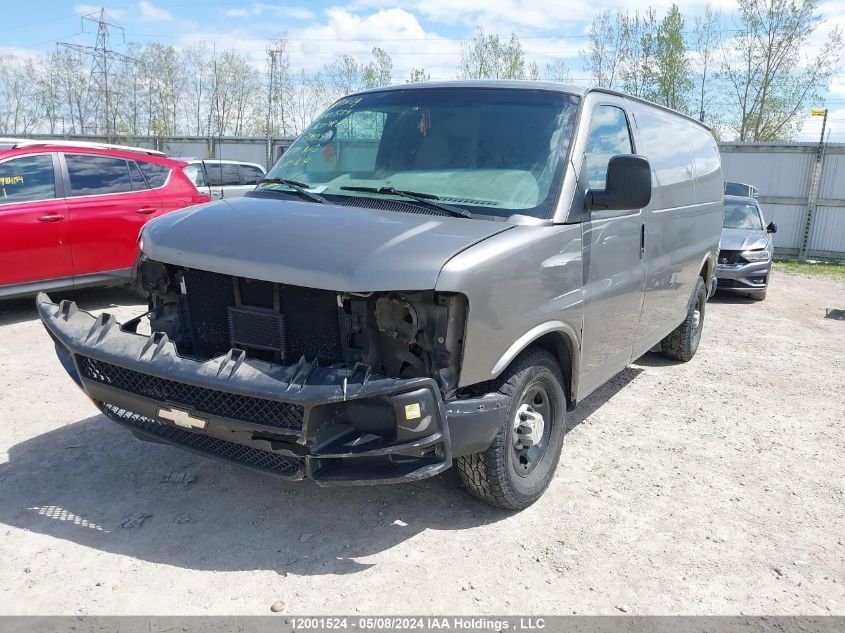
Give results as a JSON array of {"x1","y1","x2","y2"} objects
[{"x1": 0, "y1": 139, "x2": 211, "y2": 299}]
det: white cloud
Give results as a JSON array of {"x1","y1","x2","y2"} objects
[
  {"x1": 74, "y1": 4, "x2": 126, "y2": 19},
  {"x1": 223, "y1": 3, "x2": 315, "y2": 20},
  {"x1": 288, "y1": 7, "x2": 462, "y2": 80},
  {"x1": 350, "y1": 0, "x2": 734, "y2": 32},
  {"x1": 139, "y1": 0, "x2": 174, "y2": 22}
]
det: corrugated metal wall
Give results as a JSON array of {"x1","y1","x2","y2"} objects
[{"x1": 719, "y1": 143, "x2": 845, "y2": 259}]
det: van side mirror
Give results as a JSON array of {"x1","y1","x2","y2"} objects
[
  {"x1": 767, "y1": 221, "x2": 777, "y2": 234},
  {"x1": 586, "y1": 154, "x2": 652, "y2": 211}
]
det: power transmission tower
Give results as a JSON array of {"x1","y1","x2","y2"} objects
[{"x1": 58, "y1": 8, "x2": 136, "y2": 140}]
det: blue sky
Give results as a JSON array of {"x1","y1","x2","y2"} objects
[{"x1": 4, "y1": 0, "x2": 845, "y2": 140}]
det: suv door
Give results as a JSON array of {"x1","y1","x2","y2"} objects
[
  {"x1": 0, "y1": 152, "x2": 72, "y2": 287},
  {"x1": 62, "y1": 153, "x2": 163, "y2": 277},
  {"x1": 577, "y1": 102, "x2": 647, "y2": 397}
]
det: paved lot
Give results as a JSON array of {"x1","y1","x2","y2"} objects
[{"x1": 1, "y1": 273, "x2": 843, "y2": 615}]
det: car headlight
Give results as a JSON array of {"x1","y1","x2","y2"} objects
[{"x1": 741, "y1": 249, "x2": 771, "y2": 262}]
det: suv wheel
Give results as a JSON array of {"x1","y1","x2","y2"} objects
[
  {"x1": 661, "y1": 276, "x2": 706, "y2": 362},
  {"x1": 456, "y1": 348, "x2": 567, "y2": 510}
]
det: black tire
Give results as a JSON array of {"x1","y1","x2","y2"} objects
[
  {"x1": 456, "y1": 347, "x2": 567, "y2": 511},
  {"x1": 661, "y1": 276, "x2": 706, "y2": 362},
  {"x1": 749, "y1": 290, "x2": 767, "y2": 301}
]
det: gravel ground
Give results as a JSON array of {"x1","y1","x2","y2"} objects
[{"x1": 0, "y1": 272, "x2": 843, "y2": 616}]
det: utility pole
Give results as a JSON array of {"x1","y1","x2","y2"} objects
[
  {"x1": 799, "y1": 108, "x2": 828, "y2": 262},
  {"x1": 58, "y1": 8, "x2": 135, "y2": 140}
]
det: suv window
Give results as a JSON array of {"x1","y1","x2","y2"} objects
[
  {"x1": 137, "y1": 162, "x2": 171, "y2": 188},
  {"x1": 206, "y1": 163, "x2": 241, "y2": 187},
  {"x1": 66, "y1": 154, "x2": 132, "y2": 196},
  {"x1": 0, "y1": 154, "x2": 56, "y2": 204},
  {"x1": 584, "y1": 105, "x2": 633, "y2": 190},
  {"x1": 238, "y1": 164, "x2": 264, "y2": 185},
  {"x1": 128, "y1": 161, "x2": 150, "y2": 191}
]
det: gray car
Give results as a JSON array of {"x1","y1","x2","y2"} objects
[
  {"x1": 716, "y1": 195, "x2": 777, "y2": 300},
  {"x1": 37, "y1": 81, "x2": 723, "y2": 509}
]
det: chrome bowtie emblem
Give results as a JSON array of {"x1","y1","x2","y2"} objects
[{"x1": 158, "y1": 406, "x2": 207, "y2": 430}]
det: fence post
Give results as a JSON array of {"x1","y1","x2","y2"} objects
[{"x1": 799, "y1": 110, "x2": 828, "y2": 262}]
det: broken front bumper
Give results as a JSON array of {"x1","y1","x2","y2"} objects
[{"x1": 37, "y1": 293, "x2": 508, "y2": 486}]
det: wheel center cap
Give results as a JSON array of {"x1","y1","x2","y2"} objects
[{"x1": 513, "y1": 403, "x2": 545, "y2": 449}]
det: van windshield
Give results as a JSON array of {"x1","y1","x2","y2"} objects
[
  {"x1": 260, "y1": 88, "x2": 580, "y2": 219},
  {"x1": 723, "y1": 201, "x2": 764, "y2": 230}
]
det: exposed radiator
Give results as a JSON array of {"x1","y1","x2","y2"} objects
[{"x1": 175, "y1": 268, "x2": 343, "y2": 365}]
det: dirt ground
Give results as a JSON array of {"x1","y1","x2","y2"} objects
[{"x1": 0, "y1": 271, "x2": 843, "y2": 616}]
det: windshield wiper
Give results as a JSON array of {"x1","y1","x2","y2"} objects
[
  {"x1": 339, "y1": 186, "x2": 472, "y2": 219},
  {"x1": 256, "y1": 178, "x2": 328, "y2": 204}
]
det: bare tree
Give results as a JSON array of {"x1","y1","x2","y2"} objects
[
  {"x1": 692, "y1": 3, "x2": 721, "y2": 122},
  {"x1": 267, "y1": 32, "x2": 292, "y2": 136},
  {"x1": 544, "y1": 59, "x2": 572, "y2": 83},
  {"x1": 723, "y1": 0, "x2": 843, "y2": 141},
  {"x1": 407, "y1": 68, "x2": 431, "y2": 83},
  {"x1": 458, "y1": 28, "x2": 539, "y2": 80},
  {"x1": 362, "y1": 47, "x2": 393, "y2": 88},
  {"x1": 324, "y1": 54, "x2": 361, "y2": 98},
  {"x1": 181, "y1": 42, "x2": 210, "y2": 136},
  {"x1": 34, "y1": 53, "x2": 64, "y2": 134},
  {"x1": 0, "y1": 56, "x2": 41, "y2": 134},
  {"x1": 286, "y1": 69, "x2": 330, "y2": 136},
  {"x1": 581, "y1": 10, "x2": 630, "y2": 88},
  {"x1": 621, "y1": 9, "x2": 659, "y2": 99},
  {"x1": 654, "y1": 4, "x2": 692, "y2": 111}
]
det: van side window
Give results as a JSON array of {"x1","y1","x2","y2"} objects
[{"x1": 584, "y1": 106, "x2": 633, "y2": 189}]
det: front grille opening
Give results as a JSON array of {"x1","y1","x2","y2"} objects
[
  {"x1": 174, "y1": 269, "x2": 343, "y2": 365},
  {"x1": 101, "y1": 403, "x2": 303, "y2": 476},
  {"x1": 718, "y1": 250, "x2": 741, "y2": 265},
  {"x1": 79, "y1": 356, "x2": 304, "y2": 431}
]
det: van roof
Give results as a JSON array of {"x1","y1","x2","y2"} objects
[{"x1": 351, "y1": 80, "x2": 711, "y2": 131}]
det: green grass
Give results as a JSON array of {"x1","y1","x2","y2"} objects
[{"x1": 774, "y1": 259, "x2": 845, "y2": 279}]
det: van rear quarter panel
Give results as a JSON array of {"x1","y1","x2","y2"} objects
[
  {"x1": 436, "y1": 224, "x2": 583, "y2": 393},
  {"x1": 628, "y1": 101, "x2": 722, "y2": 357}
]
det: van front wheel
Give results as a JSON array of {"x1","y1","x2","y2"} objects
[
  {"x1": 661, "y1": 276, "x2": 707, "y2": 362},
  {"x1": 456, "y1": 348, "x2": 567, "y2": 511}
]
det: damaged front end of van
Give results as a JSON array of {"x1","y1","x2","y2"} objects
[{"x1": 37, "y1": 197, "x2": 515, "y2": 485}]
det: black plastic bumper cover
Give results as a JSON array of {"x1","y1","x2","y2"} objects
[{"x1": 37, "y1": 292, "x2": 508, "y2": 485}]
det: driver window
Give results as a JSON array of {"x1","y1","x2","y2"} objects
[{"x1": 584, "y1": 105, "x2": 633, "y2": 189}]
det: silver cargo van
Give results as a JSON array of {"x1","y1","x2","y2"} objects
[{"x1": 38, "y1": 81, "x2": 723, "y2": 509}]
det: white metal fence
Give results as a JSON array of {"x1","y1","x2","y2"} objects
[{"x1": 719, "y1": 143, "x2": 845, "y2": 260}]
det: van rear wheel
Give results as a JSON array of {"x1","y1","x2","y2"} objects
[
  {"x1": 661, "y1": 276, "x2": 706, "y2": 362},
  {"x1": 456, "y1": 348, "x2": 566, "y2": 511}
]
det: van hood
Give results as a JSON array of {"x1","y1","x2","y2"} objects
[
  {"x1": 141, "y1": 196, "x2": 513, "y2": 292},
  {"x1": 719, "y1": 227, "x2": 771, "y2": 252}
]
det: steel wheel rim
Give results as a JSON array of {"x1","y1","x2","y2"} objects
[
  {"x1": 511, "y1": 381, "x2": 552, "y2": 477},
  {"x1": 691, "y1": 292, "x2": 704, "y2": 345}
]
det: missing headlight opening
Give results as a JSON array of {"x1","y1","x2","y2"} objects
[{"x1": 137, "y1": 260, "x2": 467, "y2": 396}]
